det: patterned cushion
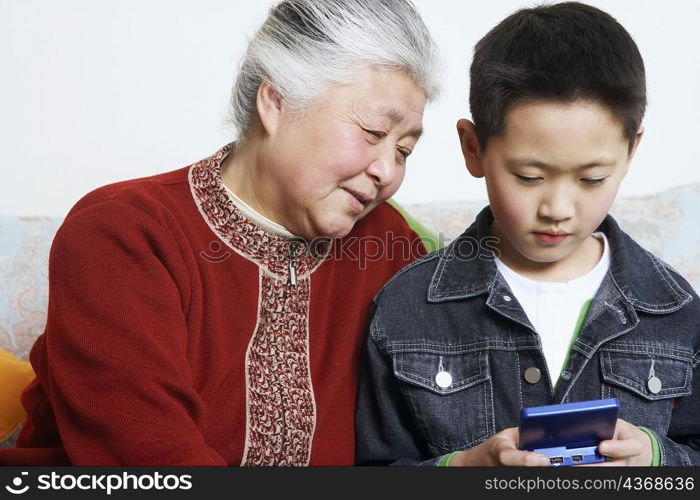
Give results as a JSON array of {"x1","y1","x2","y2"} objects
[
  {"x1": 0, "y1": 216, "x2": 61, "y2": 446},
  {"x1": 0, "y1": 216, "x2": 62, "y2": 360}
]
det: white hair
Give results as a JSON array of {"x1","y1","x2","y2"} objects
[{"x1": 230, "y1": 0, "x2": 442, "y2": 139}]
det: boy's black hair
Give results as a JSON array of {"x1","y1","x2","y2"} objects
[{"x1": 470, "y1": 2, "x2": 646, "y2": 150}]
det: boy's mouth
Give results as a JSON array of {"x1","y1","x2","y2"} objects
[{"x1": 533, "y1": 232, "x2": 570, "y2": 245}]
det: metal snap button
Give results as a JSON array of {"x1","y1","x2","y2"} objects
[
  {"x1": 503, "y1": 295, "x2": 512, "y2": 302},
  {"x1": 560, "y1": 370, "x2": 572, "y2": 381},
  {"x1": 647, "y1": 376, "x2": 662, "y2": 394},
  {"x1": 524, "y1": 367, "x2": 541, "y2": 384},
  {"x1": 435, "y1": 371, "x2": 453, "y2": 388}
]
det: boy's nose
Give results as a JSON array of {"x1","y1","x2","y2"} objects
[{"x1": 537, "y1": 189, "x2": 575, "y2": 222}]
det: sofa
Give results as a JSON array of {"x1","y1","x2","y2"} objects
[{"x1": 2, "y1": 183, "x2": 699, "y2": 446}]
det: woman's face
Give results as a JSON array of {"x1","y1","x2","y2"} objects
[{"x1": 264, "y1": 67, "x2": 426, "y2": 240}]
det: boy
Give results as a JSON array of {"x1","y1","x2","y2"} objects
[{"x1": 355, "y1": 2, "x2": 700, "y2": 466}]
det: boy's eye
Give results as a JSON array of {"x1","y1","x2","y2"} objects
[
  {"x1": 580, "y1": 177, "x2": 606, "y2": 186},
  {"x1": 515, "y1": 175, "x2": 542, "y2": 184}
]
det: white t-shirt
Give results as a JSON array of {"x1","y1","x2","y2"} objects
[{"x1": 495, "y1": 233, "x2": 611, "y2": 384}]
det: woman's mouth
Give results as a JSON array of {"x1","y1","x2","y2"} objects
[{"x1": 342, "y1": 188, "x2": 371, "y2": 214}]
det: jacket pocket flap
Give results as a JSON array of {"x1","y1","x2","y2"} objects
[
  {"x1": 392, "y1": 350, "x2": 489, "y2": 395},
  {"x1": 600, "y1": 351, "x2": 692, "y2": 400}
]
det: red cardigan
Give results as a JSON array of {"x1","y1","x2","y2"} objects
[{"x1": 5, "y1": 145, "x2": 424, "y2": 465}]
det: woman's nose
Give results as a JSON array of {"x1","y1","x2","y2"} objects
[{"x1": 366, "y1": 146, "x2": 399, "y2": 188}]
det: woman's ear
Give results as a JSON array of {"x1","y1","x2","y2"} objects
[
  {"x1": 256, "y1": 80, "x2": 284, "y2": 136},
  {"x1": 456, "y1": 119, "x2": 485, "y2": 178}
]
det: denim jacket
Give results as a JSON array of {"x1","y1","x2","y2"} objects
[{"x1": 356, "y1": 207, "x2": 700, "y2": 466}]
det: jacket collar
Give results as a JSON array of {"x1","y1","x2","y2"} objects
[{"x1": 428, "y1": 206, "x2": 692, "y2": 314}]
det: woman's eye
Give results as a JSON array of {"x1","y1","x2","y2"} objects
[
  {"x1": 395, "y1": 148, "x2": 411, "y2": 163},
  {"x1": 516, "y1": 175, "x2": 542, "y2": 184},
  {"x1": 364, "y1": 128, "x2": 386, "y2": 140},
  {"x1": 581, "y1": 177, "x2": 606, "y2": 186}
]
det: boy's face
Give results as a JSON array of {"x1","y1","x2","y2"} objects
[{"x1": 458, "y1": 100, "x2": 642, "y2": 279}]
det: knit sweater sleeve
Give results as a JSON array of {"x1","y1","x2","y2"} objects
[{"x1": 28, "y1": 199, "x2": 226, "y2": 465}]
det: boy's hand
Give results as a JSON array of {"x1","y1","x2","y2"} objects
[
  {"x1": 448, "y1": 427, "x2": 550, "y2": 466},
  {"x1": 588, "y1": 418, "x2": 653, "y2": 466}
]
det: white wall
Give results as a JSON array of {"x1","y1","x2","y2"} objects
[{"x1": 2, "y1": 0, "x2": 699, "y2": 217}]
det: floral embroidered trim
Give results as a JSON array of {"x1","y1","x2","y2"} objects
[
  {"x1": 188, "y1": 144, "x2": 326, "y2": 465},
  {"x1": 241, "y1": 272, "x2": 317, "y2": 466},
  {"x1": 188, "y1": 143, "x2": 330, "y2": 279}
]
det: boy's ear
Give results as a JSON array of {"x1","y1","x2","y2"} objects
[
  {"x1": 456, "y1": 119, "x2": 485, "y2": 178},
  {"x1": 623, "y1": 125, "x2": 644, "y2": 177},
  {"x1": 256, "y1": 80, "x2": 284, "y2": 136},
  {"x1": 628, "y1": 125, "x2": 644, "y2": 159}
]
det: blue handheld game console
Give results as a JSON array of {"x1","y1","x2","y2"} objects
[{"x1": 519, "y1": 398, "x2": 620, "y2": 466}]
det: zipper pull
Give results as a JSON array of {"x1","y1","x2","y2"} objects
[{"x1": 288, "y1": 242, "x2": 298, "y2": 286}]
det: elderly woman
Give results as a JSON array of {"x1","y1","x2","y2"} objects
[{"x1": 2, "y1": 0, "x2": 439, "y2": 465}]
